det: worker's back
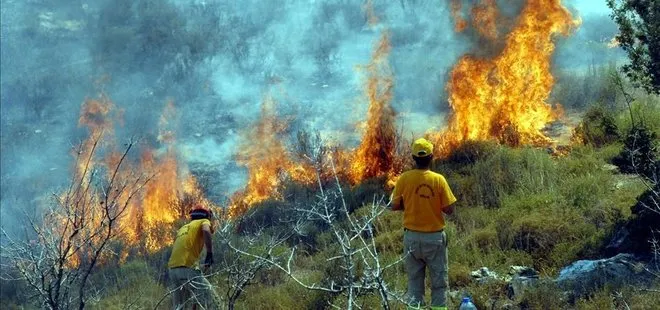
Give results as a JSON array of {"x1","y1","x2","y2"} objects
[
  {"x1": 393, "y1": 169, "x2": 455, "y2": 232},
  {"x1": 167, "y1": 219, "x2": 210, "y2": 268}
]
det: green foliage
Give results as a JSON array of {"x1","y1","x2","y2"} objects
[
  {"x1": 615, "y1": 97, "x2": 660, "y2": 135},
  {"x1": 89, "y1": 132, "x2": 655, "y2": 309},
  {"x1": 517, "y1": 281, "x2": 564, "y2": 310},
  {"x1": 552, "y1": 64, "x2": 619, "y2": 108},
  {"x1": 468, "y1": 147, "x2": 558, "y2": 208},
  {"x1": 90, "y1": 260, "x2": 167, "y2": 310},
  {"x1": 573, "y1": 104, "x2": 620, "y2": 147},
  {"x1": 613, "y1": 124, "x2": 659, "y2": 179},
  {"x1": 607, "y1": 0, "x2": 660, "y2": 94}
]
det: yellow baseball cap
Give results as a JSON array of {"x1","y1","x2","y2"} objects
[{"x1": 411, "y1": 138, "x2": 433, "y2": 157}]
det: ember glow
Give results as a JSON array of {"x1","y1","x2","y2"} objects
[{"x1": 433, "y1": 0, "x2": 577, "y2": 156}]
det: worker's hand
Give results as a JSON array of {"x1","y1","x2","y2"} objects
[{"x1": 203, "y1": 251, "x2": 214, "y2": 268}]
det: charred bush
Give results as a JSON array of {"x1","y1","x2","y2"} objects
[{"x1": 440, "y1": 140, "x2": 498, "y2": 172}]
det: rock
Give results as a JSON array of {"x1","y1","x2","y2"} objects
[
  {"x1": 506, "y1": 266, "x2": 540, "y2": 299},
  {"x1": 605, "y1": 185, "x2": 660, "y2": 256},
  {"x1": 602, "y1": 164, "x2": 619, "y2": 172},
  {"x1": 507, "y1": 276, "x2": 539, "y2": 299},
  {"x1": 555, "y1": 253, "x2": 654, "y2": 299},
  {"x1": 508, "y1": 266, "x2": 538, "y2": 278},
  {"x1": 471, "y1": 267, "x2": 503, "y2": 284}
]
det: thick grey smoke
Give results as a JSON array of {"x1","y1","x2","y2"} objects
[{"x1": 0, "y1": 0, "x2": 623, "y2": 230}]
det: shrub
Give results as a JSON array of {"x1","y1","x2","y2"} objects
[
  {"x1": 572, "y1": 104, "x2": 620, "y2": 147},
  {"x1": 613, "y1": 124, "x2": 659, "y2": 179},
  {"x1": 470, "y1": 147, "x2": 558, "y2": 208}
]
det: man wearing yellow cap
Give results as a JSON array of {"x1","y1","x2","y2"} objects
[{"x1": 391, "y1": 138, "x2": 457, "y2": 310}]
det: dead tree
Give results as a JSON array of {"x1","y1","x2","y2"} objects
[
  {"x1": 0, "y1": 135, "x2": 152, "y2": 310},
  {"x1": 227, "y1": 161, "x2": 408, "y2": 309}
]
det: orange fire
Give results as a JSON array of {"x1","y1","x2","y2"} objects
[
  {"x1": 434, "y1": 0, "x2": 576, "y2": 156},
  {"x1": 57, "y1": 96, "x2": 213, "y2": 266},
  {"x1": 346, "y1": 32, "x2": 399, "y2": 184},
  {"x1": 227, "y1": 32, "x2": 408, "y2": 217},
  {"x1": 227, "y1": 96, "x2": 317, "y2": 217}
]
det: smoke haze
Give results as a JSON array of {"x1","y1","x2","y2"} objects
[{"x1": 0, "y1": 0, "x2": 623, "y2": 229}]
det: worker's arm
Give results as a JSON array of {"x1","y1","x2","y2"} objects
[
  {"x1": 202, "y1": 222, "x2": 214, "y2": 267},
  {"x1": 391, "y1": 195, "x2": 404, "y2": 211},
  {"x1": 390, "y1": 177, "x2": 404, "y2": 211},
  {"x1": 442, "y1": 202, "x2": 455, "y2": 215}
]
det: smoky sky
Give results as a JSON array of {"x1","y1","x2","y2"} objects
[{"x1": 0, "y1": 0, "x2": 623, "y2": 230}]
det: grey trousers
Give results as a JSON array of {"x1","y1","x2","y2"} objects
[
  {"x1": 168, "y1": 267, "x2": 219, "y2": 310},
  {"x1": 403, "y1": 230, "x2": 449, "y2": 308}
]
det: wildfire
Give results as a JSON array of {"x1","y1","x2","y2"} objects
[
  {"x1": 228, "y1": 32, "x2": 405, "y2": 217},
  {"x1": 434, "y1": 0, "x2": 577, "y2": 156},
  {"x1": 227, "y1": 96, "x2": 317, "y2": 217},
  {"x1": 345, "y1": 32, "x2": 398, "y2": 184},
  {"x1": 59, "y1": 96, "x2": 212, "y2": 266}
]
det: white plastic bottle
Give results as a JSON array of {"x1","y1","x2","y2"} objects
[{"x1": 458, "y1": 297, "x2": 477, "y2": 310}]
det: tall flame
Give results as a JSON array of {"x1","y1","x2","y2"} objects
[
  {"x1": 347, "y1": 32, "x2": 398, "y2": 184},
  {"x1": 434, "y1": 0, "x2": 576, "y2": 156}
]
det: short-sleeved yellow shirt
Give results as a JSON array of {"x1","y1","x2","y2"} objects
[
  {"x1": 391, "y1": 169, "x2": 457, "y2": 232},
  {"x1": 167, "y1": 219, "x2": 211, "y2": 268}
]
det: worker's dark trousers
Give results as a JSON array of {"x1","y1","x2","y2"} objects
[{"x1": 403, "y1": 230, "x2": 449, "y2": 308}]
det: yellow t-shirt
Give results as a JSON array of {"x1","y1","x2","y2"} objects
[
  {"x1": 391, "y1": 169, "x2": 457, "y2": 232},
  {"x1": 167, "y1": 219, "x2": 211, "y2": 268}
]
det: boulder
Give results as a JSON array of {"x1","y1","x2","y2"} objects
[
  {"x1": 471, "y1": 267, "x2": 503, "y2": 284},
  {"x1": 469, "y1": 265, "x2": 542, "y2": 299},
  {"x1": 605, "y1": 185, "x2": 660, "y2": 256},
  {"x1": 555, "y1": 253, "x2": 654, "y2": 299},
  {"x1": 506, "y1": 266, "x2": 540, "y2": 299}
]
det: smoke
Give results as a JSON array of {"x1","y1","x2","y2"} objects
[{"x1": 0, "y1": 0, "x2": 624, "y2": 230}]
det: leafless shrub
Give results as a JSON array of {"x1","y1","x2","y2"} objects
[
  {"x1": 227, "y1": 161, "x2": 409, "y2": 309},
  {"x1": 0, "y1": 135, "x2": 152, "y2": 310}
]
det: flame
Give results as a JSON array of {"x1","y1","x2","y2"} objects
[
  {"x1": 57, "y1": 97, "x2": 214, "y2": 266},
  {"x1": 346, "y1": 32, "x2": 398, "y2": 184},
  {"x1": 607, "y1": 37, "x2": 619, "y2": 48},
  {"x1": 363, "y1": 0, "x2": 379, "y2": 27},
  {"x1": 228, "y1": 96, "x2": 316, "y2": 217},
  {"x1": 433, "y1": 0, "x2": 576, "y2": 156}
]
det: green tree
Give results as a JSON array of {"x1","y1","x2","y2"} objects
[{"x1": 607, "y1": 0, "x2": 660, "y2": 94}]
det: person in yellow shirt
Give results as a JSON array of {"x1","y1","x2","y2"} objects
[
  {"x1": 391, "y1": 138, "x2": 457, "y2": 310},
  {"x1": 167, "y1": 205, "x2": 218, "y2": 310}
]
